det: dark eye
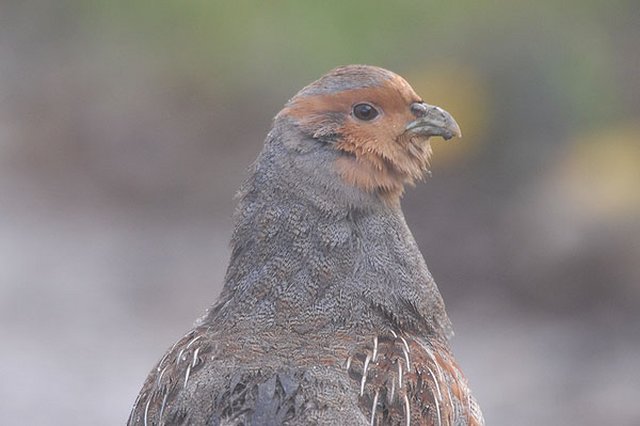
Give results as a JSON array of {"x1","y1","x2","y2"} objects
[{"x1": 352, "y1": 103, "x2": 379, "y2": 121}]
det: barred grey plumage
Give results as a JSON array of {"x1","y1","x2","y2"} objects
[{"x1": 128, "y1": 65, "x2": 483, "y2": 426}]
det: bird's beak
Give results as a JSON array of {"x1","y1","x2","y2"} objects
[{"x1": 405, "y1": 104, "x2": 462, "y2": 140}]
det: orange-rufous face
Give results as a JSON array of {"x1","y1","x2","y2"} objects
[{"x1": 280, "y1": 66, "x2": 461, "y2": 204}]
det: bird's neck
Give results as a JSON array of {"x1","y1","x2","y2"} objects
[{"x1": 204, "y1": 123, "x2": 452, "y2": 339}]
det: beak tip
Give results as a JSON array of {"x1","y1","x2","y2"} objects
[
  {"x1": 447, "y1": 116, "x2": 463, "y2": 140},
  {"x1": 441, "y1": 121, "x2": 462, "y2": 141}
]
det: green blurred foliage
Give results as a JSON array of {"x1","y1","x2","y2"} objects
[
  {"x1": 55, "y1": 0, "x2": 631, "y2": 149},
  {"x1": 31, "y1": 0, "x2": 635, "y2": 217},
  {"x1": 76, "y1": 0, "x2": 629, "y2": 113},
  {"x1": 8, "y1": 0, "x2": 638, "y2": 212}
]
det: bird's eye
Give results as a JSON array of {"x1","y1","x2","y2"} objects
[{"x1": 352, "y1": 103, "x2": 379, "y2": 121}]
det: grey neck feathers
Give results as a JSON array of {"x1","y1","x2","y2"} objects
[{"x1": 204, "y1": 118, "x2": 452, "y2": 339}]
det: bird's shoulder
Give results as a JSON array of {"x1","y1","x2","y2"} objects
[
  {"x1": 346, "y1": 331, "x2": 485, "y2": 425},
  {"x1": 127, "y1": 327, "x2": 368, "y2": 425},
  {"x1": 128, "y1": 327, "x2": 483, "y2": 426}
]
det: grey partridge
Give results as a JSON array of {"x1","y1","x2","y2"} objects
[{"x1": 128, "y1": 65, "x2": 484, "y2": 426}]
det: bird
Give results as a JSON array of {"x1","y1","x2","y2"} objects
[{"x1": 128, "y1": 65, "x2": 484, "y2": 426}]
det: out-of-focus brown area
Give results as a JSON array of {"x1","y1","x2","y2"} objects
[{"x1": 1, "y1": 1, "x2": 639, "y2": 425}]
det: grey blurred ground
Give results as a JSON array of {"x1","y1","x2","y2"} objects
[{"x1": 1, "y1": 2, "x2": 639, "y2": 425}]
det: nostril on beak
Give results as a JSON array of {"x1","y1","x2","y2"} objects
[{"x1": 410, "y1": 102, "x2": 428, "y2": 118}]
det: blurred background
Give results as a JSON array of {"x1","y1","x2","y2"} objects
[{"x1": 1, "y1": 1, "x2": 639, "y2": 424}]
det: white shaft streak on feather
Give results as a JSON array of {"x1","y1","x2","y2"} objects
[
  {"x1": 372, "y1": 336, "x2": 379, "y2": 362},
  {"x1": 161, "y1": 335, "x2": 183, "y2": 368},
  {"x1": 157, "y1": 353, "x2": 170, "y2": 372},
  {"x1": 404, "y1": 393, "x2": 411, "y2": 426},
  {"x1": 389, "y1": 374, "x2": 396, "y2": 402},
  {"x1": 398, "y1": 361, "x2": 403, "y2": 389},
  {"x1": 426, "y1": 366, "x2": 444, "y2": 407},
  {"x1": 184, "y1": 363, "x2": 192, "y2": 389},
  {"x1": 159, "y1": 391, "x2": 169, "y2": 421},
  {"x1": 176, "y1": 347, "x2": 186, "y2": 365},
  {"x1": 360, "y1": 353, "x2": 372, "y2": 396},
  {"x1": 423, "y1": 344, "x2": 446, "y2": 385},
  {"x1": 346, "y1": 355, "x2": 353, "y2": 371},
  {"x1": 192, "y1": 347, "x2": 201, "y2": 368},
  {"x1": 186, "y1": 335, "x2": 202, "y2": 349},
  {"x1": 399, "y1": 336, "x2": 411, "y2": 372},
  {"x1": 427, "y1": 366, "x2": 443, "y2": 426},
  {"x1": 143, "y1": 397, "x2": 151, "y2": 426},
  {"x1": 156, "y1": 365, "x2": 168, "y2": 387},
  {"x1": 370, "y1": 390, "x2": 379, "y2": 426},
  {"x1": 446, "y1": 387, "x2": 455, "y2": 420}
]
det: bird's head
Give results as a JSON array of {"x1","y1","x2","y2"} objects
[{"x1": 277, "y1": 65, "x2": 461, "y2": 204}]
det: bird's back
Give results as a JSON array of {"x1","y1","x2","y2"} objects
[
  {"x1": 128, "y1": 327, "x2": 364, "y2": 425},
  {"x1": 128, "y1": 326, "x2": 483, "y2": 426}
]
